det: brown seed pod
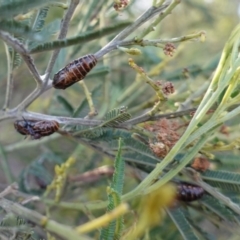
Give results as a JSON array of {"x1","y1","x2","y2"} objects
[
  {"x1": 14, "y1": 119, "x2": 59, "y2": 139},
  {"x1": 176, "y1": 182, "x2": 205, "y2": 202},
  {"x1": 53, "y1": 54, "x2": 97, "y2": 89}
]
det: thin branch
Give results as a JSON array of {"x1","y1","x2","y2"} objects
[
  {"x1": 95, "y1": 1, "x2": 172, "y2": 59},
  {"x1": 29, "y1": 21, "x2": 132, "y2": 53},
  {"x1": 13, "y1": 0, "x2": 81, "y2": 111},
  {"x1": 68, "y1": 165, "x2": 114, "y2": 183},
  {"x1": 0, "y1": 105, "x2": 198, "y2": 128},
  {"x1": 0, "y1": 145, "x2": 14, "y2": 183},
  {"x1": 0, "y1": 183, "x2": 18, "y2": 198},
  {"x1": 14, "y1": 87, "x2": 42, "y2": 111},
  {"x1": 43, "y1": 0, "x2": 80, "y2": 88},
  {"x1": 177, "y1": 81, "x2": 209, "y2": 111},
  {"x1": 79, "y1": 81, "x2": 97, "y2": 118},
  {"x1": 3, "y1": 42, "x2": 13, "y2": 110},
  {"x1": 0, "y1": 198, "x2": 92, "y2": 240},
  {"x1": 118, "y1": 31, "x2": 205, "y2": 48},
  {"x1": 0, "y1": 31, "x2": 42, "y2": 86},
  {"x1": 138, "y1": 0, "x2": 180, "y2": 38}
]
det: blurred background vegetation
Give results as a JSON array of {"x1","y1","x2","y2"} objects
[{"x1": 0, "y1": 0, "x2": 240, "y2": 239}]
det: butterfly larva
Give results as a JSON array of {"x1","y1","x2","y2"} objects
[
  {"x1": 176, "y1": 182, "x2": 205, "y2": 202},
  {"x1": 52, "y1": 54, "x2": 97, "y2": 89},
  {"x1": 14, "y1": 119, "x2": 59, "y2": 139}
]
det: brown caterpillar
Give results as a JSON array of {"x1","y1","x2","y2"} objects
[
  {"x1": 14, "y1": 119, "x2": 59, "y2": 139},
  {"x1": 52, "y1": 54, "x2": 97, "y2": 89},
  {"x1": 176, "y1": 182, "x2": 205, "y2": 202}
]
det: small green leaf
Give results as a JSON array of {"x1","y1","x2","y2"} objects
[{"x1": 56, "y1": 95, "x2": 74, "y2": 115}]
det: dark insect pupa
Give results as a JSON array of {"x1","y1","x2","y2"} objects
[
  {"x1": 14, "y1": 119, "x2": 59, "y2": 139},
  {"x1": 14, "y1": 119, "x2": 37, "y2": 137},
  {"x1": 52, "y1": 54, "x2": 97, "y2": 89},
  {"x1": 176, "y1": 182, "x2": 205, "y2": 202},
  {"x1": 32, "y1": 120, "x2": 59, "y2": 139}
]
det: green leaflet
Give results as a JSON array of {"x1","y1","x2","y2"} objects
[
  {"x1": 28, "y1": 19, "x2": 61, "y2": 49},
  {"x1": 188, "y1": 220, "x2": 215, "y2": 240},
  {"x1": 8, "y1": 43, "x2": 22, "y2": 69},
  {"x1": 201, "y1": 170, "x2": 240, "y2": 192},
  {"x1": 75, "y1": 107, "x2": 131, "y2": 140},
  {"x1": 100, "y1": 139, "x2": 125, "y2": 240},
  {"x1": 123, "y1": 138, "x2": 158, "y2": 158},
  {"x1": 167, "y1": 208, "x2": 199, "y2": 240},
  {"x1": 18, "y1": 153, "x2": 63, "y2": 195},
  {"x1": 123, "y1": 152, "x2": 158, "y2": 166},
  {"x1": 101, "y1": 107, "x2": 131, "y2": 127},
  {"x1": 111, "y1": 139, "x2": 125, "y2": 194},
  {"x1": 29, "y1": 21, "x2": 132, "y2": 53},
  {"x1": 0, "y1": 19, "x2": 31, "y2": 37},
  {"x1": 88, "y1": 128, "x2": 131, "y2": 142},
  {"x1": 32, "y1": 6, "x2": 49, "y2": 32},
  {"x1": 200, "y1": 194, "x2": 238, "y2": 223},
  {"x1": 56, "y1": 95, "x2": 74, "y2": 115},
  {"x1": 0, "y1": 0, "x2": 56, "y2": 19}
]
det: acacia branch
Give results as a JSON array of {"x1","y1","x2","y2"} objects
[
  {"x1": 44, "y1": 0, "x2": 80, "y2": 87},
  {"x1": 95, "y1": 1, "x2": 172, "y2": 59},
  {"x1": 0, "y1": 31, "x2": 42, "y2": 86},
  {"x1": 0, "y1": 198, "x2": 92, "y2": 240}
]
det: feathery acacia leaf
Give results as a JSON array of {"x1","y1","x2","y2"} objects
[
  {"x1": 0, "y1": 19, "x2": 31, "y2": 36},
  {"x1": 32, "y1": 7, "x2": 49, "y2": 32},
  {"x1": 0, "y1": 0, "x2": 56, "y2": 19},
  {"x1": 101, "y1": 107, "x2": 131, "y2": 127},
  {"x1": 167, "y1": 208, "x2": 199, "y2": 240},
  {"x1": 100, "y1": 139, "x2": 125, "y2": 240},
  {"x1": 201, "y1": 170, "x2": 240, "y2": 192},
  {"x1": 30, "y1": 22, "x2": 132, "y2": 53},
  {"x1": 200, "y1": 194, "x2": 238, "y2": 223},
  {"x1": 56, "y1": 95, "x2": 74, "y2": 115}
]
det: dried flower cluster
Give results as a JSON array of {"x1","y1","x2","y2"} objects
[
  {"x1": 191, "y1": 156, "x2": 210, "y2": 172},
  {"x1": 162, "y1": 82, "x2": 175, "y2": 95},
  {"x1": 163, "y1": 43, "x2": 176, "y2": 57},
  {"x1": 113, "y1": 0, "x2": 129, "y2": 11},
  {"x1": 146, "y1": 118, "x2": 181, "y2": 158},
  {"x1": 155, "y1": 81, "x2": 175, "y2": 95}
]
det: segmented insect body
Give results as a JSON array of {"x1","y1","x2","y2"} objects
[
  {"x1": 14, "y1": 119, "x2": 37, "y2": 136},
  {"x1": 53, "y1": 54, "x2": 97, "y2": 89},
  {"x1": 176, "y1": 182, "x2": 205, "y2": 202},
  {"x1": 32, "y1": 121, "x2": 59, "y2": 138},
  {"x1": 14, "y1": 119, "x2": 59, "y2": 139}
]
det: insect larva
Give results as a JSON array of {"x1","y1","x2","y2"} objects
[
  {"x1": 52, "y1": 54, "x2": 97, "y2": 89},
  {"x1": 14, "y1": 119, "x2": 59, "y2": 139},
  {"x1": 176, "y1": 182, "x2": 205, "y2": 202}
]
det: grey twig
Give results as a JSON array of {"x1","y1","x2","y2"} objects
[
  {"x1": 0, "y1": 198, "x2": 92, "y2": 240},
  {"x1": 0, "y1": 31, "x2": 43, "y2": 86},
  {"x1": 95, "y1": 1, "x2": 172, "y2": 59},
  {"x1": 43, "y1": 0, "x2": 80, "y2": 88},
  {"x1": 14, "y1": 0, "x2": 81, "y2": 111},
  {"x1": 2, "y1": 42, "x2": 13, "y2": 110}
]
